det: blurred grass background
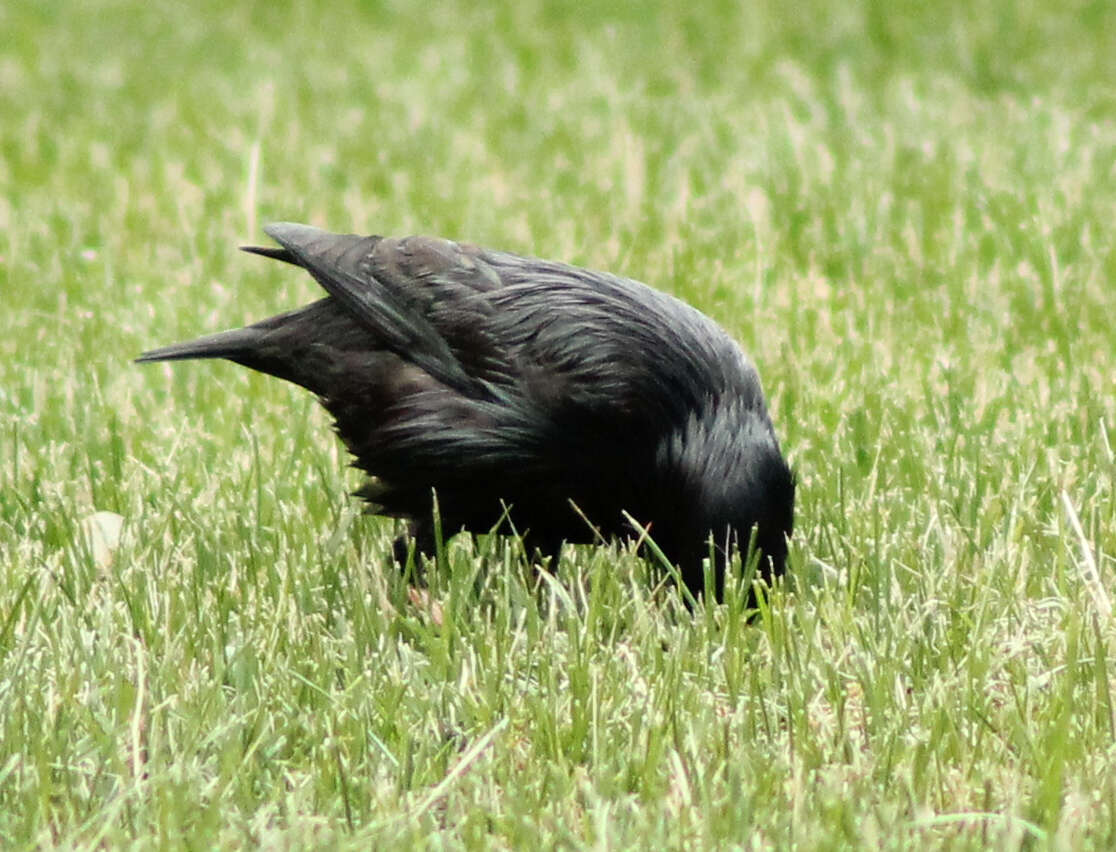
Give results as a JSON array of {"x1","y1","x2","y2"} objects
[{"x1": 2, "y1": 0, "x2": 1116, "y2": 847}]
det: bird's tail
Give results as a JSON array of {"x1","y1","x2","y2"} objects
[
  {"x1": 135, "y1": 300, "x2": 344, "y2": 394},
  {"x1": 135, "y1": 327, "x2": 265, "y2": 364}
]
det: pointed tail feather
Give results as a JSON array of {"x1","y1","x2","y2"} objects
[
  {"x1": 135, "y1": 326, "x2": 264, "y2": 364},
  {"x1": 240, "y1": 244, "x2": 300, "y2": 265}
]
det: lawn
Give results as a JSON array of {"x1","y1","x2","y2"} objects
[{"x1": 3, "y1": 0, "x2": 1116, "y2": 847}]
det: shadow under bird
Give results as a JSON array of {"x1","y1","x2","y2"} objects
[{"x1": 138, "y1": 223, "x2": 794, "y2": 600}]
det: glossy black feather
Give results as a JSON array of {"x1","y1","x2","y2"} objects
[{"x1": 138, "y1": 223, "x2": 795, "y2": 600}]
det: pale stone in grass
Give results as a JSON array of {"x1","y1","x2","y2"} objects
[{"x1": 81, "y1": 510, "x2": 124, "y2": 568}]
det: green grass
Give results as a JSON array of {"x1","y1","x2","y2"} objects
[{"x1": 3, "y1": 0, "x2": 1116, "y2": 847}]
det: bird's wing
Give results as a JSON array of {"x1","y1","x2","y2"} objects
[
  {"x1": 260, "y1": 223, "x2": 495, "y2": 399},
  {"x1": 259, "y1": 223, "x2": 760, "y2": 427}
]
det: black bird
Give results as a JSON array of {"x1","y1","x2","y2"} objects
[{"x1": 138, "y1": 223, "x2": 794, "y2": 600}]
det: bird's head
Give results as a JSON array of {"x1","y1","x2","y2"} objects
[{"x1": 654, "y1": 401, "x2": 795, "y2": 600}]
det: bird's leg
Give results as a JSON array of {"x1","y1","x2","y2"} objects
[
  {"x1": 391, "y1": 521, "x2": 437, "y2": 585},
  {"x1": 518, "y1": 537, "x2": 562, "y2": 599}
]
